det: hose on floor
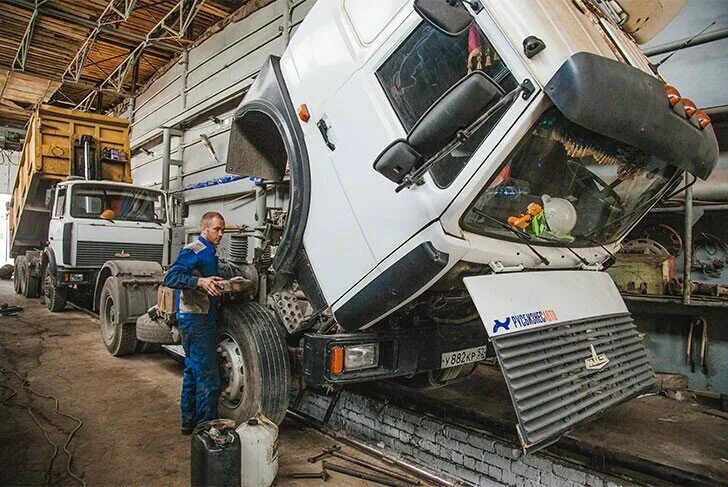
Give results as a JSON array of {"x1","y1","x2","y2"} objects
[{"x1": 0, "y1": 367, "x2": 86, "y2": 487}]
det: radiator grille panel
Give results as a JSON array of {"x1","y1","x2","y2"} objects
[
  {"x1": 492, "y1": 313, "x2": 655, "y2": 452},
  {"x1": 76, "y1": 241, "x2": 163, "y2": 267}
]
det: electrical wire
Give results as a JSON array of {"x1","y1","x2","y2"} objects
[{"x1": 0, "y1": 367, "x2": 86, "y2": 486}]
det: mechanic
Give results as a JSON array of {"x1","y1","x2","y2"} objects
[{"x1": 164, "y1": 211, "x2": 225, "y2": 435}]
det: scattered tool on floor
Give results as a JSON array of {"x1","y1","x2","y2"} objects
[
  {"x1": 307, "y1": 445, "x2": 340, "y2": 463},
  {"x1": 308, "y1": 445, "x2": 420, "y2": 485},
  {"x1": 289, "y1": 470, "x2": 330, "y2": 481},
  {"x1": 0, "y1": 304, "x2": 23, "y2": 316},
  {"x1": 322, "y1": 460, "x2": 412, "y2": 487}
]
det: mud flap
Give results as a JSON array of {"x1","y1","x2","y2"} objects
[{"x1": 464, "y1": 271, "x2": 655, "y2": 453}]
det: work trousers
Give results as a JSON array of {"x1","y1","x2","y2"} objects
[{"x1": 179, "y1": 315, "x2": 220, "y2": 426}]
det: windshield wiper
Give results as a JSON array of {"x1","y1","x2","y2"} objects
[
  {"x1": 397, "y1": 81, "x2": 528, "y2": 192},
  {"x1": 529, "y1": 234, "x2": 590, "y2": 266},
  {"x1": 472, "y1": 208, "x2": 550, "y2": 265},
  {"x1": 579, "y1": 235, "x2": 616, "y2": 261}
]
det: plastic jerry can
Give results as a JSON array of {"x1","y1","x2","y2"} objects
[
  {"x1": 191, "y1": 419, "x2": 241, "y2": 487},
  {"x1": 236, "y1": 413, "x2": 279, "y2": 487}
]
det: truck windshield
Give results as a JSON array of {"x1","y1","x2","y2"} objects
[
  {"x1": 70, "y1": 185, "x2": 166, "y2": 223},
  {"x1": 461, "y1": 107, "x2": 679, "y2": 246}
]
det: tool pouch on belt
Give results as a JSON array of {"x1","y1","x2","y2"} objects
[
  {"x1": 157, "y1": 286, "x2": 177, "y2": 314},
  {"x1": 179, "y1": 288, "x2": 210, "y2": 314}
]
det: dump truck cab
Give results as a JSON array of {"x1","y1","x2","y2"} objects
[{"x1": 46, "y1": 179, "x2": 170, "y2": 288}]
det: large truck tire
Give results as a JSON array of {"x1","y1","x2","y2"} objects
[
  {"x1": 99, "y1": 277, "x2": 137, "y2": 356},
  {"x1": 217, "y1": 301, "x2": 290, "y2": 425},
  {"x1": 42, "y1": 265, "x2": 68, "y2": 312},
  {"x1": 13, "y1": 256, "x2": 24, "y2": 294},
  {"x1": 135, "y1": 313, "x2": 176, "y2": 345}
]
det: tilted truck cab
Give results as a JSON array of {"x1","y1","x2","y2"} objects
[{"x1": 127, "y1": 0, "x2": 719, "y2": 452}]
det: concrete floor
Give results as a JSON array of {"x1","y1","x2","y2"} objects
[{"x1": 0, "y1": 281, "x2": 414, "y2": 486}]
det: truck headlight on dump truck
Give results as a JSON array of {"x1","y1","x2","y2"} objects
[
  {"x1": 329, "y1": 344, "x2": 380, "y2": 375},
  {"x1": 62, "y1": 273, "x2": 85, "y2": 283}
]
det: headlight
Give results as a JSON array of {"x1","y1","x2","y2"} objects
[
  {"x1": 329, "y1": 343, "x2": 380, "y2": 375},
  {"x1": 344, "y1": 344, "x2": 379, "y2": 371},
  {"x1": 68, "y1": 273, "x2": 84, "y2": 282}
]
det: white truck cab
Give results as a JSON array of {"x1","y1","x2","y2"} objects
[
  {"x1": 118, "y1": 0, "x2": 719, "y2": 452},
  {"x1": 43, "y1": 179, "x2": 172, "y2": 312}
]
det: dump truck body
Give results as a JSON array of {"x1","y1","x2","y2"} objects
[
  {"x1": 9, "y1": 105, "x2": 171, "y2": 314},
  {"x1": 10, "y1": 105, "x2": 131, "y2": 257}
]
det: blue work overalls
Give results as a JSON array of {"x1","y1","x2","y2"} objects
[{"x1": 163, "y1": 236, "x2": 221, "y2": 427}]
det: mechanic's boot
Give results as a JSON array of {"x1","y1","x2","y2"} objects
[{"x1": 181, "y1": 421, "x2": 195, "y2": 436}]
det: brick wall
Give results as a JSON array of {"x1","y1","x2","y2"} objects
[{"x1": 293, "y1": 388, "x2": 634, "y2": 487}]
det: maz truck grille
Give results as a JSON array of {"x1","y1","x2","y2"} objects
[
  {"x1": 76, "y1": 241, "x2": 163, "y2": 267},
  {"x1": 491, "y1": 313, "x2": 655, "y2": 452}
]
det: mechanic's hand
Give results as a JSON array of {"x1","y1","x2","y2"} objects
[{"x1": 197, "y1": 276, "x2": 224, "y2": 296}]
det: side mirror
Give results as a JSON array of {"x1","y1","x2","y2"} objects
[
  {"x1": 413, "y1": 0, "x2": 474, "y2": 37},
  {"x1": 373, "y1": 72, "x2": 504, "y2": 185},
  {"x1": 409, "y1": 71, "x2": 504, "y2": 159},
  {"x1": 170, "y1": 194, "x2": 185, "y2": 227},
  {"x1": 373, "y1": 140, "x2": 424, "y2": 184},
  {"x1": 45, "y1": 188, "x2": 54, "y2": 209}
]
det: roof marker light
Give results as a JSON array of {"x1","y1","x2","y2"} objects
[{"x1": 664, "y1": 85, "x2": 681, "y2": 106}]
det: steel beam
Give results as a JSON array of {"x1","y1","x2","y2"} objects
[
  {"x1": 12, "y1": 1, "x2": 47, "y2": 71},
  {"x1": 62, "y1": 0, "x2": 138, "y2": 82},
  {"x1": 75, "y1": 0, "x2": 205, "y2": 109},
  {"x1": 5, "y1": 0, "x2": 183, "y2": 53}
]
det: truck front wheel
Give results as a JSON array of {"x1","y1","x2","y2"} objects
[
  {"x1": 13, "y1": 256, "x2": 24, "y2": 294},
  {"x1": 216, "y1": 301, "x2": 290, "y2": 425},
  {"x1": 100, "y1": 277, "x2": 137, "y2": 356},
  {"x1": 42, "y1": 266, "x2": 68, "y2": 312}
]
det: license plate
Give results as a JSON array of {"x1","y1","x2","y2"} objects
[{"x1": 440, "y1": 346, "x2": 487, "y2": 368}]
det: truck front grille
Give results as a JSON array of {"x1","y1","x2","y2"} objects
[
  {"x1": 76, "y1": 241, "x2": 163, "y2": 267},
  {"x1": 492, "y1": 313, "x2": 655, "y2": 452}
]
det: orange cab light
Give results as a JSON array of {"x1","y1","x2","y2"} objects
[
  {"x1": 682, "y1": 98, "x2": 697, "y2": 118},
  {"x1": 664, "y1": 85, "x2": 681, "y2": 106},
  {"x1": 695, "y1": 110, "x2": 711, "y2": 128},
  {"x1": 298, "y1": 104, "x2": 310, "y2": 123},
  {"x1": 330, "y1": 346, "x2": 344, "y2": 375}
]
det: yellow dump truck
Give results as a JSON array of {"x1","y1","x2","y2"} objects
[{"x1": 10, "y1": 106, "x2": 173, "y2": 338}]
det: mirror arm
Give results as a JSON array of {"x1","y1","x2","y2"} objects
[
  {"x1": 454, "y1": 0, "x2": 483, "y2": 13},
  {"x1": 396, "y1": 81, "x2": 528, "y2": 192}
]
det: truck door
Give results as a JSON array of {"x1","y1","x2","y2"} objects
[{"x1": 49, "y1": 187, "x2": 66, "y2": 267}]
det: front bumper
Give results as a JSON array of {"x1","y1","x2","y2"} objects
[{"x1": 302, "y1": 320, "x2": 489, "y2": 386}]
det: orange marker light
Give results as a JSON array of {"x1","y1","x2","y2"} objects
[
  {"x1": 330, "y1": 346, "x2": 344, "y2": 375},
  {"x1": 682, "y1": 98, "x2": 697, "y2": 118},
  {"x1": 298, "y1": 104, "x2": 310, "y2": 122},
  {"x1": 695, "y1": 110, "x2": 711, "y2": 128},
  {"x1": 664, "y1": 85, "x2": 681, "y2": 106}
]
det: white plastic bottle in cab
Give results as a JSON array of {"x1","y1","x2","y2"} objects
[{"x1": 236, "y1": 413, "x2": 279, "y2": 487}]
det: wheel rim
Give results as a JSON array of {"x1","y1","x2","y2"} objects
[
  {"x1": 217, "y1": 333, "x2": 246, "y2": 408},
  {"x1": 102, "y1": 295, "x2": 117, "y2": 342}
]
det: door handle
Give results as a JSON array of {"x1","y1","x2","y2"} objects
[{"x1": 317, "y1": 119, "x2": 335, "y2": 151}]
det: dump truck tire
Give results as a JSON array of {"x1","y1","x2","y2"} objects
[
  {"x1": 100, "y1": 277, "x2": 137, "y2": 356},
  {"x1": 43, "y1": 265, "x2": 67, "y2": 312},
  {"x1": 24, "y1": 274, "x2": 40, "y2": 299},
  {"x1": 13, "y1": 257, "x2": 24, "y2": 294},
  {"x1": 217, "y1": 301, "x2": 290, "y2": 425}
]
